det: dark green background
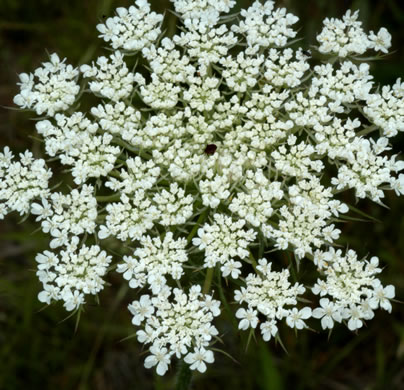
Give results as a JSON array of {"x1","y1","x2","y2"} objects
[{"x1": 0, "y1": 1, "x2": 403, "y2": 389}]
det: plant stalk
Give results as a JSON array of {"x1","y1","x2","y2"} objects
[{"x1": 175, "y1": 360, "x2": 192, "y2": 390}]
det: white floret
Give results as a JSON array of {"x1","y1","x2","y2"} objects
[
  {"x1": 13, "y1": 53, "x2": 80, "y2": 116},
  {"x1": 80, "y1": 51, "x2": 135, "y2": 101},
  {"x1": 0, "y1": 148, "x2": 52, "y2": 218},
  {"x1": 96, "y1": 0, "x2": 163, "y2": 51}
]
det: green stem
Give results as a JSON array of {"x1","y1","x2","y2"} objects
[
  {"x1": 175, "y1": 360, "x2": 192, "y2": 390},
  {"x1": 202, "y1": 267, "x2": 214, "y2": 295},
  {"x1": 249, "y1": 250, "x2": 259, "y2": 273},
  {"x1": 78, "y1": 284, "x2": 128, "y2": 389},
  {"x1": 113, "y1": 138, "x2": 152, "y2": 159},
  {"x1": 96, "y1": 193, "x2": 121, "y2": 202},
  {"x1": 186, "y1": 208, "x2": 208, "y2": 245},
  {"x1": 357, "y1": 124, "x2": 378, "y2": 137},
  {"x1": 108, "y1": 170, "x2": 122, "y2": 179}
]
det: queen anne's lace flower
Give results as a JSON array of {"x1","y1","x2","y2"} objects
[
  {"x1": 364, "y1": 78, "x2": 404, "y2": 137},
  {"x1": 13, "y1": 53, "x2": 80, "y2": 116},
  {"x1": 153, "y1": 183, "x2": 194, "y2": 226},
  {"x1": 232, "y1": 1, "x2": 299, "y2": 53},
  {"x1": 331, "y1": 137, "x2": 404, "y2": 202},
  {"x1": 229, "y1": 169, "x2": 283, "y2": 227},
  {"x1": 312, "y1": 248, "x2": 395, "y2": 331},
  {"x1": 171, "y1": 0, "x2": 236, "y2": 26},
  {"x1": 263, "y1": 48, "x2": 310, "y2": 88},
  {"x1": 31, "y1": 185, "x2": 97, "y2": 248},
  {"x1": 98, "y1": 191, "x2": 160, "y2": 241},
  {"x1": 36, "y1": 237, "x2": 112, "y2": 311},
  {"x1": 80, "y1": 51, "x2": 136, "y2": 101},
  {"x1": 235, "y1": 259, "x2": 309, "y2": 337},
  {"x1": 105, "y1": 156, "x2": 160, "y2": 194},
  {"x1": 91, "y1": 102, "x2": 142, "y2": 143},
  {"x1": 96, "y1": 0, "x2": 163, "y2": 51},
  {"x1": 36, "y1": 113, "x2": 120, "y2": 184},
  {"x1": 117, "y1": 232, "x2": 188, "y2": 291},
  {"x1": 129, "y1": 285, "x2": 220, "y2": 375},
  {"x1": 316, "y1": 10, "x2": 391, "y2": 57},
  {"x1": 174, "y1": 21, "x2": 237, "y2": 65},
  {"x1": 4, "y1": 0, "x2": 404, "y2": 377},
  {"x1": 0, "y1": 148, "x2": 52, "y2": 218},
  {"x1": 193, "y1": 213, "x2": 257, "y2": 268}
]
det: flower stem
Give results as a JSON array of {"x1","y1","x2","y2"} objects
[
  {"x1": 175, "y1": 360, "x2": 192, "y2": 390},
  {"x1": 249, "y1": 250, "x2": 259, "y2": 272},
  {"x1": 96, "y1": 193, "x2": 121, "y2": 202},
  {"x1": 202, "y1": 267, "x2": 214, "y2": 295},
  {"x1": 186, "y1": 208, "x2": 208, "y2": 245}
]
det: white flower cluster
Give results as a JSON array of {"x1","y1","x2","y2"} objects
[
  {"x1": 140, "y1": 74, "x2": 182, "y2": 110},
  {"x1": 317, "y1": 10, "x2": 392, "y2": 57},
  {"x1": 36, "y1": 113, "x2": 120, "y2": 184},
  {"x1": 31, "y1": 185, "x2": 97, "y2": 249},
  {"x1": 232, "y1": 1, "x2": 299, "y2": 53},
  {"x1": 193, "y1": 213, "x2": 257, "y2": 271},
  {"x1": 199, "y1": 174, "x2": 231, "y2": 208},
  {"x1": 5, "y1": 0, "x2": 404, "y2": 378},
  {"x1": 142, "y1": 38, "x2": 194, "y2": 84},
  {"x1": 153, "y1": 183, "x2": 194, "y2": 226},
  {"x1": 129, "y1": 285, "x2": 220, "y2": 375},
  {"x1": 91, "y1": 102, "x2": 142, "y2": 144},
  {"x1": 229, "y1": 169, "x2": 283, "y2": 227},
  {"x1": 36, "y1": 237, "x2": 112, "y2": 311},
  {"x1": 312, "y1": 248, "x2": 395, "y2": 331},
  {"x1": 263, "y1": 48, "x2": 310, "y2": 88},
  {"x1": 172, "y1": 0, "x2": 236, "y2": 25},
  {"x1": 98, "y1": 190, "x2": 160, "y2": 241},
  {"x1": 331, "y1": 137, "x2": 404, "y2": 202},
  {"x1": 13, "y1": 53, "x2": 80, "y2": 116},
  {"x1": 271, "y1": 135, "x2": 324, "y2": 179},
  {"x1": 105, "y1": 156, "x2": 160, "y2": 194},
  {"x1": 96, "y1": 0, "x2": 163, "y2": 51},
  {"x1": 80, "y1": 51, "x2": 135, "y2": 101},
  {"x1": 220, "y1": 52, "x2": 264, "y2": 93},
  {"x1": 117, "y1": 232, "x2": 188, "y2": 292},
  {"x1": 263, "y1": 177, "x2": 348, "y2": 258},
  {"x1": 364, "y1": 78, "x2": 404, "y2": 137},
  {"x1": 173, "y1": 22, "x2": 237, "y2": 65},
  {"x1": 312, "y1": 61, "x2": 373, "y2": 102},
  {"x1": 235, "y1": 258, "x2": 310, "y2": 338},
  {"x1": 0, "y1": 147, "x2": 51, "y2": 219}
]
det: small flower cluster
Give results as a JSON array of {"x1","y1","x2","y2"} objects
[
  {"x1": 4, "y1": 0, "x2": 403, "y2": 378},
  {"x1": 13, "y1": 53, "x2": 80, "y2": 116},
  {"x1": 31, "y1": 185, "x2": 98, "y2": 249},
  {"x1": 80, "y1": 51, "x2": 136, "y2": 102},
  {"x1": 96, "y1": 0, "x2": 163, "y2": 51},
  {"x1": 364, "y1": 78, "x2": 404, "y2": 138},
  {"x1": 117, "y1": 232, "x2": 188, "y2": 292},
  {"x1": 263, "y1": 177, "x2": 348, "y2": 258},
  {"x1": 172, "y1": 0, "x2": 236, "y2": 25},
  {"x1": 98, "y1": 190, "x2": 160, "y2": 241},
  {"x1": 312, "y1": 248, "x2": 395, "y2": 331},
  {"x1": 192, "y1": 213, "x2": 257, "y2": 271},
  {"x1": 129, "y1": 285, "x2": 220, "y2": 375},
  {"x1": 232, "y1": 1, "x2": 299, "y2": 53},
  {"x1": 36, "y1": 112, "x2": 120, "y2": 184},
  {"x1": 0, "y1": 147, "x2": 51, "y2": 218},
  {"x1": 234, "y1": 259, "x2": 309, "y2": 339},
  {"x1": 317, "y1": 10, "x2": 391, "y2": 57},
  {"x1": 36, "y1": 237, "x2": 112, "y2": 311},
  {"x1": 229, "y1": 169, "x2": 283, "y2": 228}
]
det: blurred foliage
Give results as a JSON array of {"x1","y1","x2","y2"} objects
[{"x1": 0, "y1": 0, "x2": 404, "y2": 389}]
